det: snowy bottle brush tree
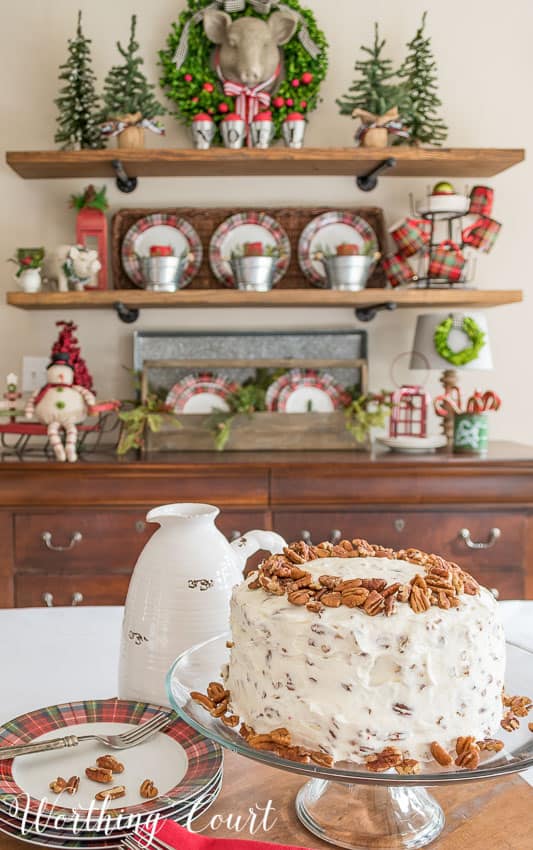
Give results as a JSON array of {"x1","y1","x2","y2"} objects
[
  {"x1": 100, "y1": 15, "x2": 166, "y2": 148},
  {"x1": 337, "y1": 23, "x2": 399, "y2": 119},
  {"x1": 54, "y1": 11, "x2": 104, "y2": 150},
  {"x1": 398, "y1": 12, "x2": 447, "y2": 146}
]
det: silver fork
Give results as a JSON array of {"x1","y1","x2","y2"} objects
[{"x1": 0, "y1": 711, "x2": 172, "y2": 759}]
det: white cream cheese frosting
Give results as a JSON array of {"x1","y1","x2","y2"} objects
[{"x1": 224, "y1": 556, "x2": 506, "y2": 764}]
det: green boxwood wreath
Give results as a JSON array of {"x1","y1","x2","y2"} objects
[
  {"x1": 159, "y1": 0, "x2": 328, "y2": 140},
  {"x1": 434, "y1": 316, "x2": 486, "y2": 366}
]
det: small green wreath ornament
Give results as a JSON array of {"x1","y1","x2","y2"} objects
[
  {"x1": 159, "y1": 0, "x2": 328, "y2": 141},
  {"x1": 434, "y1": 315, "x2": 486, "y2": 366}
]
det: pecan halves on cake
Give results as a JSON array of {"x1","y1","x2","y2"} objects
[
  {"x1": 501, "y1": 711, "x2": 520, "y2": 732},
  {"x1": 395, "y1": 758, "x2": 420, "y2": 775},
  {"x1": 409, "y1": 584, "x2": 431, "y2": 613},
  {"x1": 477, "y1": 738, "x2": 504, "y2": 752},
  {"x1": 430, "y1": 741, "x2": 453, "y2": 766},
  {"x1": 363, "y1": 590, "x2": 385, "y2": 616},
  {"x1": 288, "y1": 589, "x2": 311, "y2": 606},
  {"x1": 322, "y1": 592, "x2": 342, "y2": 608},
  {"x1": 455, "y1": 736, "x2": 480, "y2": 769},
  {"x1": 365, "y1": 746, "x2": 403, "y2": 772}
]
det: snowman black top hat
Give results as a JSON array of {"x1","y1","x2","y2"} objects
[{"x1": 47, "y1": 351, "x2": 74, "y2": 370}]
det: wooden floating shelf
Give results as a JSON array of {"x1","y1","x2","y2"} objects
[
  {"x1": 5, "y1": 147, "x2": 525, "y2": 180},
  {"x1": 5, "y1": 289, "x2": 523, "y2": 311}
]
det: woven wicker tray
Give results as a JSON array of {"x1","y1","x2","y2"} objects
[{"x1": 111, "y1": 206, "x2": 387, "y2": 290}]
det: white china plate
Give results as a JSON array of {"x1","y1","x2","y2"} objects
[
  {"x1": 278, "y1": 385, "x2": 336, "y2": 413},
  {"x1": 181, "y1": 392, "x2": 230, "y2": 414},
  {"x1": 121, "y1": 214, "x2": 203, "y2": 289},
  {"x1": 298, "y1": 212, "x2": 378, "y2": 287},
  {"x1": 209, "y1": 212, "x2": 290, "y2": 288},
  {"x1": 378, "y1": 435, "x2": 448, "y2": 453}
]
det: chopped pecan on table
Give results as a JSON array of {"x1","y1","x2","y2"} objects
[
  {"x1": 395, "y1": 758, "x2": 420, "y2": 775},
  {"x1": 95, "y1": 785, "x2": 126, "y2": 801},
  {"x1": 455, "y1": 736, "x2": 480, "y2": 769},
  {"x1": 365, "y1": 746, "x2": 403, "y2": 772},
  {"x1": 49, "y1": 777, "x2": 68, "y2": 793},
  {"x1": 501, "y1": 712, "x2": 520, "y2": 732},
  {"x1": 430, "y1": 741, "x2": 453, "y2": 767},
  {"x1": 96, "y1": 755, "x2": 124, "y2": 774},
  {"x1": 477, "y1": 738, "x2": 504, "y2": 752},
  {"x1": 65, "y1": 776, "x2": 80, "y2": 794},
  {"x1": 140, "y1": 779, "x2": 158, "y2": 799},
  {"x1": 85, "y1": 766, "x2": 113, "y2": 784}
]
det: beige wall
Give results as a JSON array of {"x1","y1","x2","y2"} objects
[{"x1": 1, "y1": 0, "x2": 530, "y2": 440}]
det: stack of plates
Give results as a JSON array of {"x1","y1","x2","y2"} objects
[
  {"x1": 166, "y1": 374, "x2": 238, "y2": 414},
  {"x1": 0, "y1": 699, "x2": 223, "y2": 849}
]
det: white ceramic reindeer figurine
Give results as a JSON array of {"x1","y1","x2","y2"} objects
[
  {"x1": 204, "y1": 9, "x2": 296, "y2": 133},
  {"x1": 25, "y1": 353, "x2": 95, "y2": 462}
]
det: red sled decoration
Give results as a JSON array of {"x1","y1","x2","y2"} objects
[
  {"x1": 390, "y1": 385, "x2": 430, "y2": 439},
  {"x1": 76, "y1": 207, "x2": 108, "y2": 289}
]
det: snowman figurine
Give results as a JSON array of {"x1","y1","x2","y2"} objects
[{"x1": 25, "y1": 352, "x2": 96, "y2": 462}]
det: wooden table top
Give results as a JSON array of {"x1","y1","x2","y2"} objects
[{"x1": 0, "y1": 751, "x2": 531, "y2": 850}]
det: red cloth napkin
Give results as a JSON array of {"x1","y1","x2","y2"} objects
[{"x1": 139, "y1": 819, "x2": 310, "y2": 850}]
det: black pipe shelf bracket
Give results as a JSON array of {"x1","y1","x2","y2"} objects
[
  {"x1": 356, "y1": 156, "x2": 397, "y2": 192},
  {"x1": 355, "y1": 301, "x2": 397, "y2": 322},
  {"x1": 111, "y1": 159, "x2": 138, "y2": 193},
  {"x1": 114, "y1": 301, "x2": 140, "y2": 324}
]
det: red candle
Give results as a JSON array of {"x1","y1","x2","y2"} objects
[
  {"x1": 336, "y1": 243, "x2": 360, "y2": 256},
  {"x1": 244, "y1": 242, "x2": 264, "y2": 257},
  {"x1": 150, "y1": 245, "x2": 173, "y2": 257}
]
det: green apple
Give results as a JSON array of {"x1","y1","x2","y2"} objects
[{"x1": 432, "y1": 181, "x2": 455, "y2": 195}]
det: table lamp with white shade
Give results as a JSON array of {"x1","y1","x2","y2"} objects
[{"x1": 409, "y1": 312, "x2": 493, "y2": 442}]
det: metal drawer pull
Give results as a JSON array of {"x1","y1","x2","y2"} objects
[
  {"x1": 135, "y1": 521, "x2": 146, "y2": 534},
  {"x1": 394, "y1": 518, "x2": 405, "y2": 533},
  {"x1": 41, "y1": 531, "x2": 83, "y2": 552},
  {"x1": 459, "y1": 527, "x2": 501, "y2": 550},
  {"x1": 42, "y1": 592, "x2": 54, "y2": 607},
  {"x1": 300, "y1": 530, "x2": 312, "y2": 544},
  {"x1": 329, "y1": 529, "x2": 342, "y2": 544},
  {"x1": 71, "y1": 592, "x2": 84, "y2": 606},
  {"x1": 229, "y1": 530, "x2": 242, "y2": 542}
]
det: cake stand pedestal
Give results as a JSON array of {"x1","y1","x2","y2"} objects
[
  {"x1": 296, "y1": 780, "x2": 444, "y2": 849},
  {"x1": 167, "y1": 634, "x2": 533, "y2": 850}
]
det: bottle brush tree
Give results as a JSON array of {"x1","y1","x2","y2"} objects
[
  {"x1": 337, "y1": 23, "x2": 399, "y2": 117},
  {"x1": 54, "y1": 11, "x2": 104, "y2": 150},
  {"x1": 101, "y1": 14, "x2": 166, "y2": 122},
  {"x1": 398, "y1": 12, "x2": 447, "y2": 146}
]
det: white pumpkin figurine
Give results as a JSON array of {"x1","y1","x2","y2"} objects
[{"x1": 25, "y1": 349, "x2": 95, "y2": 463}]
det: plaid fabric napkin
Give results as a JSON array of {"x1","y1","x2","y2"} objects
[{"x1": 139, "y1": 819, "x2": 311, "y2": 850}]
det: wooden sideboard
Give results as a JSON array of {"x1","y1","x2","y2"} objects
[{"x1": 0, "y1": 441, "x2": 532, "y2": 608}]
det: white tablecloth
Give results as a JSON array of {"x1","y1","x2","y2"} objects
[{"x1": 0, "y1": 602, "x2": 532, "y2": 783}]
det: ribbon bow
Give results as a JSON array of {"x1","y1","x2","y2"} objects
[
  {"x1": 172, "y1": 0, "x2": 321, "y2": 69},
  {"x1": 100, "y1": 115, "x2": 165, "y2": 138},
  {"x1": 217, "y1": 54, "x2": 279, "y2": 143},
  {"x1": 352, "y1": 106, "x2": 409, "y2": 145}
]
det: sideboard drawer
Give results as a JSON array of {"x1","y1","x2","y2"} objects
[
  {"x1": 14, "y1": 509, "x2": 271, "y2": 573},
  {"x1": 15, "y1": 574, "x2": 131, "y2": 607},
  {"x1": 14, "y1": 511, "x2": 156, "y2": 571},
  {"x1": 272, "y1": 510, "x2": 522, "y2": 565}
]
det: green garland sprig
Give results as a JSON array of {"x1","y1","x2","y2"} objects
[
  {"x1": 159, "y1": 0, "x2": 328, "y2": 140},
  {"x1": 434, "y1": 316, "x2": 486, "y2": 367}
]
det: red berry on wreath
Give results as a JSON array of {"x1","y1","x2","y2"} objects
[
  {"x1": 192, "y1": 96, "x2": 199, "y2": 103},
  {"x1": 184, "y1": 73, "x2": 193, "y2": 82},
  {"x1": 203, "y1": 82, "x2": 214, "y2": 92},
  {"x1": 272, "y1": 96, "x2": 285, "y2": 108},
  {"x1": 301, "y1": 72, "x2": 313, "y2": 85},
  {"x1": 291, "y1": 78, "x2": 300, "y2": 88},
  {"x1": 285, "y1": 97, "x2": 294, "y2": 106},
  {"x1": 300, "y1": 100, "x2": 307, "y2": 109},
  {"x1": 218, "y1": 102, "x2": 229, "y2": 113}
]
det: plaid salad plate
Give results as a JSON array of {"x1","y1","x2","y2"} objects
[
  {"x1": 209, "y1": 211, "x2": 290, "y2": 288},
  {"x1": 121, "y1": 214, "x2": 203, "y2": 288}
]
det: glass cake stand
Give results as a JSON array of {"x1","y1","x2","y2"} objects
[{"x1": 166, "y1": 635, "x2": 533, "y2": 850}]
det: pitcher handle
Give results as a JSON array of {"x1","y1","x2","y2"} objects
[{"x1": 230, "y1": 530, "x2": 287, "y2": 574}]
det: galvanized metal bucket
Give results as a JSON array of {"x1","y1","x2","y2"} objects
[
  {"x1": 230, "y1": 256, "x2": 276, "y2": 291},
  {"x1": 140, "y1": 256, "x2": 186, "y2": 292},
  {"x1": 320, "y1": 255, "x2": 374, "y2": 291}
]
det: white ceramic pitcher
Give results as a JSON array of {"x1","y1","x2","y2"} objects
[{"x1": 118, "y1": 502, "x2": 286, "y2": 706}]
